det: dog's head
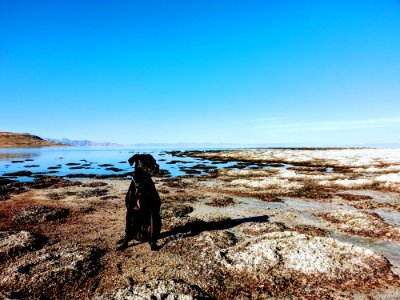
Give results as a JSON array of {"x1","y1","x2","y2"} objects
[{"x1": 128, "y1": 154, "x2": 159, "y2": 175}]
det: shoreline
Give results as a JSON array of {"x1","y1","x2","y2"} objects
[{"x1": 1, "y1": 148, "x2": 400, "y2": 298}]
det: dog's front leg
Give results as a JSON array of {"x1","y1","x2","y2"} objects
[
  {"x1": 149, "y1": 207, "x2": 161, "y2": 251},
  {"x1": 117, "y1": 189, "x2": 134, "y2": 251}
]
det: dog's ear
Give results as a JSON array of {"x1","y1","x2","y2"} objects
[{"x1": 128, "y1": 154, "x2": 138, "y2": 166}]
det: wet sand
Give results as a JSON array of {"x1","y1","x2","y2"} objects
[{"x1": 1, "y1": 148, "x2": 400, "y2": 299}]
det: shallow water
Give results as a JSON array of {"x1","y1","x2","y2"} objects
[
  {"x1": 0, "y1": 147, "x2": 272, "y2": 181},
  {"x1": 375, "y1": 209, "x2": 400, "y2": 226},
  {"x1": 331, "y1": 232, "x2": 400, "y2": 276}
]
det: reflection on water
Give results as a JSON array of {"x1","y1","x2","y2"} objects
[{"x1": 0, "y1": 152, "x2": 40, "y2": 161}]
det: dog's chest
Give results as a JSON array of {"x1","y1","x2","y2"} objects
[{"x1": 130, "y1": 189, "x2": 152, "y2": 211}]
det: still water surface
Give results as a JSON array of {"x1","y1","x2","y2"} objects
[{"x1": 0, "y1": 147, "x2": 242, "y2": 181}]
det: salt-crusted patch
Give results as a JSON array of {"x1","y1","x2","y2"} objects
[
  {"x1": 229, "y1": 178, "x2": 302, "y2": 190},
  {"x1": 194, "y1": 148, "x2": 400, "y2": 194},
  {"x1": 193, "y1": 230, "x2": 237, "y2": 250},
  {"x1": 319, "y1": 209, "x2": 400, "y2": 242},
  {"x1": 162, "y1": 226, "x2": 398, "y2": 297},
  {"x1": 0, "y1": 244, "x2": 104, "y2": 299},
  {"x1": 193, "y1": 148, "x2": 400, "y2": 169},
  {"x1": 387, "y1": 165, "x2": 400, "y2": 171},
  {"x1": 376, "y1": 173, "x2": 400, "y2": 183},
  {"x1": 164, "y1": 230, "x2": 237, "y2": 255},
  {"x1": 97, "y1": 279, "x2": 213, "y2": 300},
  {"x1": 218, "y1": 231, "x2": 397, "y2": 285},
  {"x1": 0, "y1": 231, "x2": 47, "y2": 261},
  {"x1": 319, "y1": 178, "x2": 373, "y2": 188},
  {"x1": 375, "y1": 173, "x2": 400, "y2": 192}
]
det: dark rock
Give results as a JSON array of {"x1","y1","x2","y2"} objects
[
  {"x1": 166, "y1": 160, "x2": 186, "y2": 164},
  {"x1": 48, "y1": 166, "x2": 62, "y2": 170},
  {"x1": 3, "y1": 171, "x2": 33, "y2": 177},
  {"x1": 0, "y1": 177, "x2": 16, "y2": 185},
  {"x1": 65, "y1": 173, "x2": 98, "y2": 179},
  {"x1": 105, "y1": 167, "x2": 123, "y2": 172},
  {"x1": 191, "y1": 164, "x2": 217, "y2": 170},
  {"x1": 65, "y1": 162, "x2": 81, "y2": 166},
  {"x1": 181, "y1": 169, "x2": 202, "y2": 175},
  {"x1": 0, "y1": 180, "x2": 26, "y2": 201},
  {"x1": 24, "y1": 165, "x2": 40, "y2": 168}
]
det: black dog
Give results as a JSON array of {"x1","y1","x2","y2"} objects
[{"x1": 117, "y1": 154, "x2": 161, "y2": 251}]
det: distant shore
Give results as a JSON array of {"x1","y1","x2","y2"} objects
[{"x1": 0, "y1": 132, "x2": 67, "y2": 148}]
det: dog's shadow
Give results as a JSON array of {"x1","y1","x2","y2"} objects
[{"x1": 158, "y1": 215, "x2": 269, "y2": 247}]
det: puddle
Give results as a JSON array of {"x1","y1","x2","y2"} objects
[
  {"x1": 238, "y1": 197, "x2": 285, "y2": 210},
  {"x1": 331, "y1": 231, "x2": 400, "y2": 276},
  {"x1": 376, "y1": 209, "x2": 400, "y2": 226},
  {"x1": 282, "y1": 197, "x2": 354, "y2": 212}
]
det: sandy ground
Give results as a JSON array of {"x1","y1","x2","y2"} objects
[{"x1": 1, "y1": 148, "x2": 400, "y2": 299}]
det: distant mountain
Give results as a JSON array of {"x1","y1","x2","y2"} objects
[
  {"x1": 45, "y1": 138, "x2": 121, "y2": 147},
  {"x1": 0, "y1": 132, "x2": 67, "y2": 148},
  {"x1": 126, "y1": 142, "x2": 269, "y2": 149}
]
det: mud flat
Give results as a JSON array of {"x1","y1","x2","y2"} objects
[{"x1": 1, "y1": 148, "x2": 400, "y2": 299}]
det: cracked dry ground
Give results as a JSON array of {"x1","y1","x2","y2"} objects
[{"x1": 1, "y1": 148, "x2": 400, "y2": 299}]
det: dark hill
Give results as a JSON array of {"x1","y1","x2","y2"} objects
[{"x1": 0, "y1": 132, "x2": 67, "y2": 148}]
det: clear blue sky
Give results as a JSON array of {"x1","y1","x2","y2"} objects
[{"x1": 1, "y1": 1, "x2": 400, "y2": 146}]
